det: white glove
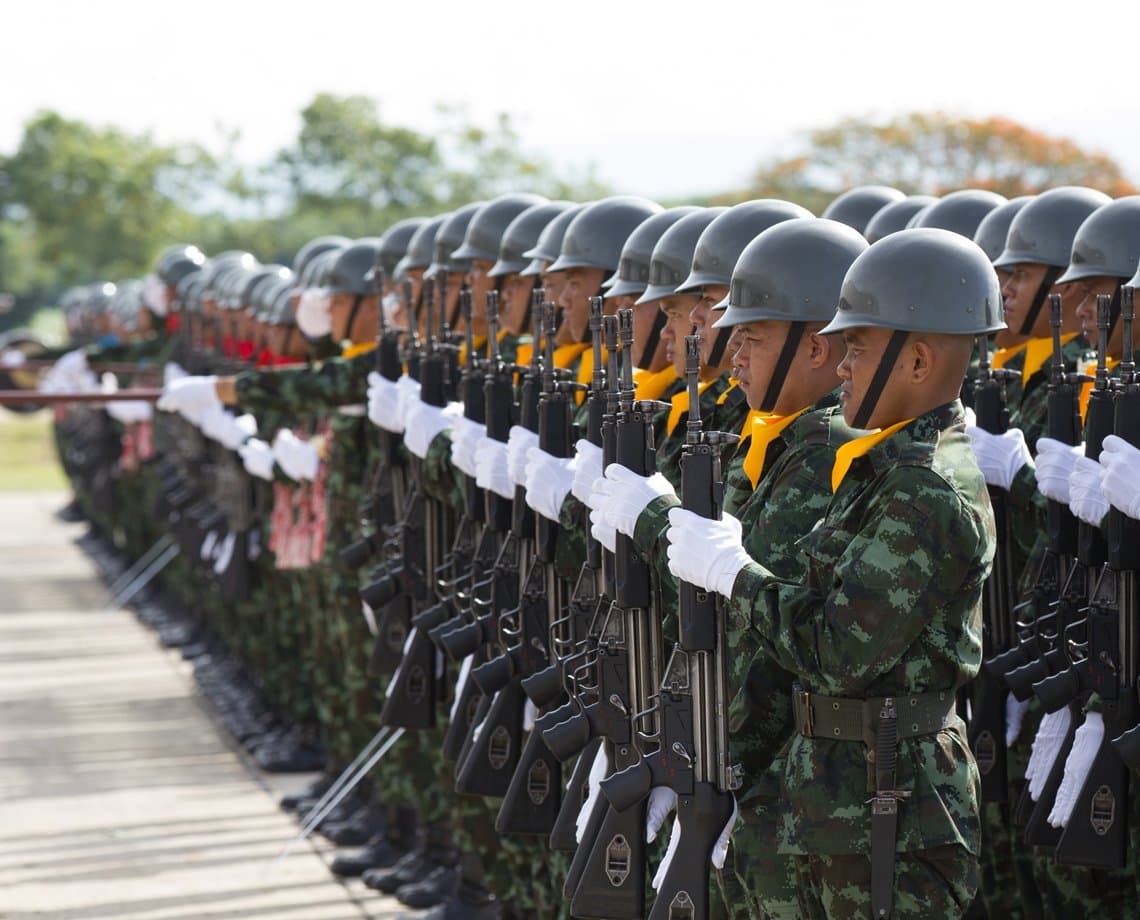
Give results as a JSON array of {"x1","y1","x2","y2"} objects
[
  {"x1": 404, "y1": 400, "x2": 461, "y2": 459},
  {"x1": 571, "y1": 439, "x2": 603, "y2": 505},
  {"x1": 523, "y1": 700, "x2": 538, "y2": 733},
  {"x1": 507, "y1": 426, "x2": 539, "y2": 487},
  {"x1": 296, "y1": 289, "x2": 332, "y2": 338},
  {"x1": 524, "y1": 446, "x2": 575, "y2": 522},
  {"x1": 1006, "y1": 693, "x2": 1030, "y2": 747},
  {"x1": 367, "y1": 371, "x2": 405, "y2": 432},
  {"x1": 395, "y1": 375, "x2": 421, "y2": 427},
  {"x1": 646, "y1": 786, "x2": 677, "y2": 843},
  {"x1": 163, "y1": 362, "x2": 188, "y2": 386},
  {"x1": 475, "y1": 437, "x2": 514, "y2": 500},
  {"x1": 1049, "y1": 711, "x2": 1104, "y2": 828},
  {"x1": 666, "y1": 508, "x2": 752, "y2": 598},
  {"x1": 652, "y1": 815, "x2": 682, "y2": 892},
  {"x1": 589, "y1": 513, "x2": 617, "y2": 552},
  {"x1": 239, "y1": 438, "x2": 275, "y2": 481},
  {"x1": 273, "y1": 430, "x2": 320, "y2": 481},
  {"x1": 711, "y1": 798, "x2": 739, "y2": 871},
  {"x1": 1034, "y1": 437, "x2": 1084, "y2": 504},
  {"x1": 0, "y1": 349, "x2": 27, "y2": 368},
  {"x1": 576, "y1": 746, "x2": 610, "y2": 845},
  {"x1": 1025, "y1": 706, "x2": 1072, "y2": 801},
  {"x1": 157, "y1": 375, "x2": 220, "y2": 424},
  {"x1": 214, "y1": 412, "x2": 256, "y2": 451},
  {"x1": 53, "y1": 349, "x2": 89, "y2": 378},
  {"x1": 593, "y1": 464, "x2": 676, "y2": 537},
  {"x1": 966, "y1": 425, "x2": 1033, "y2": 491},
  {"x1": 1101, "y1": 435, "x2": 1140, "y2": 520},
  {"x1": 198, "y1": 404, "x2": 233, "y2": 439},
  {"x1": 1069, "y1": 455, "x2": 1109, "y2": 526},
  {"x1": 106, "y1": 400, "x2": 153, "y2": 425},
  {"x1": 212, "y1": 531, "x2": 236, "y2": 576},
  {"x1": 450, "y1": 415, "x2": 485, "y2": 478}
]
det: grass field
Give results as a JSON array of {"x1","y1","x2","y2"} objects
[{"x1": 0, "y1": 410, "x2": 67, "y2": 491}]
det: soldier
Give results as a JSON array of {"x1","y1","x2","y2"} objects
[
  {"x1": 864, "y1": 196, "x2": 937, "y2": 243},
  {"x1": 667, "y1": 228, "x2": 1003, "y2": 918},
  {"x1": 821, "y1": 185, "x2": 906, "y2": 235}
]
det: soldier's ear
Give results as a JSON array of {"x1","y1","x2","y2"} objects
[
  {"x1": 807, "y1": 331, "x2": 829, "y2": 369},
  {"x1": 909, "y1": 340, "x2": 934, "y2": 384}
]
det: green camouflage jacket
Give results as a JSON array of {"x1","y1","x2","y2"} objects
[
  {"x1": 233, "y1": 350, "x2": 373, "y2": 416},
  {"x1": 733, "y1": 400, "x2": 994, "y2": 856}
]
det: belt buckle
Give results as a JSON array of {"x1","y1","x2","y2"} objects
[{"x1": 796, "y1": 689, "x2": 814, "y2": 737}]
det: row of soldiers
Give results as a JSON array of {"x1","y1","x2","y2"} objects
[{"x1": 8, "y1": 183, "x2": 1140, "y2": 919}]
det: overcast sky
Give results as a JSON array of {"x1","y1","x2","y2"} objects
[{"x1": 3, "y1": 0, "x2": 1138, "y2": 200}]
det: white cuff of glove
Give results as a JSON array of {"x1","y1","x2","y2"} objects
[
  {"x1": 395, "y1": 375, "x2": 422, "y2": 428},
  {"x1": 404, "y1": 401, "x2": 457, "y2": 459},
  {"x1": 524, "y1": 446, "x2": 575, "y2": 522},
  {"x1": 239, "y1": 438, "x2": 276, "y2": 481},
  {"x1": 666, "y1": 507, "x2": 751, "y2": 598},
  {"x1": 966, "y1": 425, "x2": 1032, "y2": 491},
  {"x1": 507, "y1": 426, "x2": 539, "y2": 488},
  {"x1": 367, "y1": 371, "x2": 405, "y2": 433},
  {"x1": 1069, "y1": 455, "x2": 1110, "y2": 525},
  {"x1": 450, "y1": 415, "x2": 485, "y2": 478},
  {"x1": 571, "y1": 439, "x2": 603, "y2": 505},
  {"x1": 157, "y1": 374, "x2": 220, "y2": 423},
  {"x1": 1100, "y1": 435, "x2": 1140, "y2": 520},
  {"x1": 1034, "y1": 437, "x2": 1084, "y2": 504},
  {"x1": 474, "y1": 436, "x2": 514, "y2": 500},
  {"x1": 599, "y1": 463, "x2": 676, "y2": 537}
]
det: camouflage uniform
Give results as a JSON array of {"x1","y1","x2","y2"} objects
[{"x1": 732, "y1": 401, "x2": 993, "y2": 918}]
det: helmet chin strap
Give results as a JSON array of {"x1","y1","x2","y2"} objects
[
  {"x1": 851, "y1": 330, "x2": 909, "y2": 430},
  {"x1": 759, "y1": 322, "x2": 806, "y2": 413},
  {"x1": 640, "y1": 310, "x2": 667, "y2": 368},
  {"x1": 1017, "y1": 266, "x2": 1062, "y2": 336},
  {"x1": 706, "y1": 326, "x2": 733, "y2": 368},
  {"x1": 345, "y1": 294, "x2": 364, "y2": 343}
]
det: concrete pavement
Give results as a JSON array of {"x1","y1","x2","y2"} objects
[{"x1": 0, "y1": 492, "x2": 408, "y2": 920}]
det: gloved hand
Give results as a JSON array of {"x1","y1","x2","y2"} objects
[
  {"x1": 1006, "y1": 693, "x2": 1030, "y2": 747},
  {"x1": 404, "y1": 400, "x2": 462, "y2": 459},
  {"x1": 524, "y1": 446, "x2": 575, "y2": 521},
  {"x1": 157, "y1": 375, "x2": 220, "y2": 424},
  {"x1": 106, "y1": 400, "x2": 153, "y2": 425},
  {"x1": 0, "y1": 349, "x2": 27, "y2": 368},
  {"x1": 592, "y1": 464, "x2": 676, "y2": 536},
  {"x1": 163, "y1": 362, "x2": 188, "y2": 386},
  {"x1": 507, "y1": 426, "x2": 539, "y2": 487},
  {"x1": 1049, "y1": 711, "x2": 1104, "y2": 828},
  {"x1": 1025, "y1": 707, "x2": 1072, "y2": 801},
  {"x1": 296, "y1": 289, "x2": 332, "y2": 338},
  {"x1": 965, "y1": 424, "x2": 1033, "y2": 490},
  {"x1": 1100, "y1": 434, "x2": 1140, "y2": 520},
  {"x1": 239, "y1": 438, "x2": 275, "y2": 481},
  {"x1": 645, "y1": 786, "x2": 677, "y2": 843},
  {"x1": 571, "y1": 439, "x2": 603, "y2": 505},
  {"x1": 711, "y1": 797, "x2": 739, "y2": 870},
  {"x1": 450, "y1": 415, "x2": 485, "y2": 478},
  {"x1": 53, "y1": 349, "x2": 89, "y2": 378},
  {"x1": 367, "y1": 371, "x2": 405, "y2": 432},
  {"x1": 1069, "y1": 455, "x2": 1109, "y2": 526},
  {"x1": 474, "y1": 437, "x2": 514, "y2": 500},
  {"x1": 666, "y1": 508, "x2": 752, "y2": 598},
  {"x1": 589, "y1": 512, "x2": 617, "y2": 552},
  {"x1": 212, "y1": 531, "x2": 236, "y2": 576},
  {"x1": 213, "y1": 412, "x2": 257, "y2": 451},
  {"x1": 272, "y1": 430, "x2": 320, "y2": 481},
  {"x1": 395, "y1": 375, "x2": 421, "y2": 428},
  {"x1": 575, "y1": 746, "x2": 609, "y2": 845},
  {"x1": 1034, "y1": 437, "x2": 1084, "y2": 504}
]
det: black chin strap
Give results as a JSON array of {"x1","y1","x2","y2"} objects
[
  {"x1": 1018, "y1": 266, "x2": 1063, "y2": 336},
  {"x1": 706, "y1": 326, "x2": 732, "y2": 368},
  {"x1": 641, "y1": 310, "x2": 666, "y2": 367},
  {"x1": 1108, "y1": 283, "x2": 1123, "y2": 337},
  {"x1": 759, "y1": 322, "x2": 806, "y2": 413},
  {"x1": 448, "y1": 283, "x2": 464, "y2": 331},
  {"x1": 852, "y1": 330, "x2": 909, "y2": 429}
]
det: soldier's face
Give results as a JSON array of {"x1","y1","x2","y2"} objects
[
  {"x1": 837, "y1": 326, "x2": 901, "y2": 428},
  {"x1": 690, "y1": 287, "x2": 729, "y2": 367},
  {"x1": 1001, "y1": 263, "x2": 1051, "y2": 336},
  {"x1": 733, "y1": 320, "x2": 792, "y2": 410},
  {"x1": 465, "y1": 259, "x2": 496, "y2": 339},
  {"x1": 659, "y1": 298, "x2": 695, "y2": 375},
  {"x1": 556, "y1": 267, "x2": 606, "y2": 343},
  {"x1": 1071, "y1": 275, "x2": 1124, "y2": 355},
  {"x1": 350, "y1": 295, "x2": 380, "y2": 344},
  {"x1": 498, "y1": 272, "x2": 534, "y2": 335}
]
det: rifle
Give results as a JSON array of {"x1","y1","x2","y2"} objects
[
  {"x1": 599, "y1": 334, "x2": 740, "y2": 919},
  {"x1": 968, "y1": 332, "x2": 1020, "y2": 801},
  {"x1": 1052, "y1": 289, "x2": 1138, "y2": 868}
]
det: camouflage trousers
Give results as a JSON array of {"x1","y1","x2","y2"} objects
[
  {"x1": 793, "y1": 844, "x2": 978, "y2": 919},
  {"x1": 713, "y1": 808, "x2": 799, "y2": 919}
]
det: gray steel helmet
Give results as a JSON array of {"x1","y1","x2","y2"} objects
[
  {"x1": 636, "y1": 209, "x2": 726, "y2": 304},
  {"x1": 864, "y1": 196, "x2": 937, "y2": 244},
  {"x1": 676, "y1": 199, "x2": 814, "y2": 293},
  {"x1": 821, "y1": 186, "x2": 906, "y2": 235},
  {"x1": 604, "y1": 207, "x2": 701, "y2": 299},
  {"x1": 253, "y1": 274, "x2": 293, "y2": 323},
  {"x1": 451, "y1": 193, "x2": 548, "y2": 263},
  {"x1": 821, "y1": 228, "x2": 1005, "y2": 336},
  {"x1": 155, "y1": 244, "x2": 207, "y2": 287},
  {"x1": 305, "y1": 247, "x2": 343, "y2": 289},
  {"x1": 713, "y1": 219, "x2": 868, "y2": 328},
  {"x1": 973, "y1": 196, "x2": 1033, "y2": 263},
  {"x1": 994, "y1": 186, "x2": 1111, "y2": 269},
  {"x1": 86, "y1": 281, "x2": 117, "y2": 315},
  {"x1": 521, "y1": 203, "x2": 589, "y2": 276},
  {"x1": 489, "y1": 201, "x2": 576, "y2": 277},
  {"x1": 292, "y1": 235, "x2": 351, "y2": 277},
  {"x1": 243, "y1": 265, "x2": 292, "y2": 312},
  {"x1": 110, "y1": 279, "x2": 144, "y2": 329},
  {"x1": 402, "y1": 214, "x2": 450, "y2": 274},
  {"x1": 328, "y1": 238, "x2": 383, "y2": 295},
  {"x1": 268, "y1": 280, "x2": 298, "y2": 326},
  {"x1": 910, "y1": 189, "x2": 1008, "y2": 240},
  {"x1": 201, "y1": 251, "x2": 260, "y2": 295},
  {"x1": 1057, "y1": 196, "x2": 1140, "y2": 284},
  {"x1": 545, "y1": 196, "x2": 664, "y2": 274},
  {"x1": 426, "y1": 203, "x2": 485, "y2": 279},
  {"x1": 375, "y1": 218, "x2": 428, "y2": 277}
]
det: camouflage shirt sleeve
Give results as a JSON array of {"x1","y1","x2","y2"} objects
[{"x1": 233, "y1": 351, "x2": 372, "y2": 415}]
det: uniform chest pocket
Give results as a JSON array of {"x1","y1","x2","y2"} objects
[{"x1": 797, "y1": 522, "x2": 851, "y2": 592}]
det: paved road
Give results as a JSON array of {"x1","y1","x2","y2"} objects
[{"x1": 0, "y1": 492, "x2": 406, "y2": 920}]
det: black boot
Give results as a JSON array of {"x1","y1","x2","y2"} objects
[
  {"x1": 321, "y1": 803, "x2": 385, "y2": 846},
  {"x1": 416, "y1": 878, "x2": 503, "y2": 919},
  {"x1": 330, "y1": 827, "x2": 413, "y2": 877},
  {"x1": 280, "y1": 772, "x2": 336, "y2": 812},
  {"x1": 363, "y1": 846, "x2": 434, "y2": 893},
  {"x1": 395, "y1": 863, "x2": 459, "y2": 909}
]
